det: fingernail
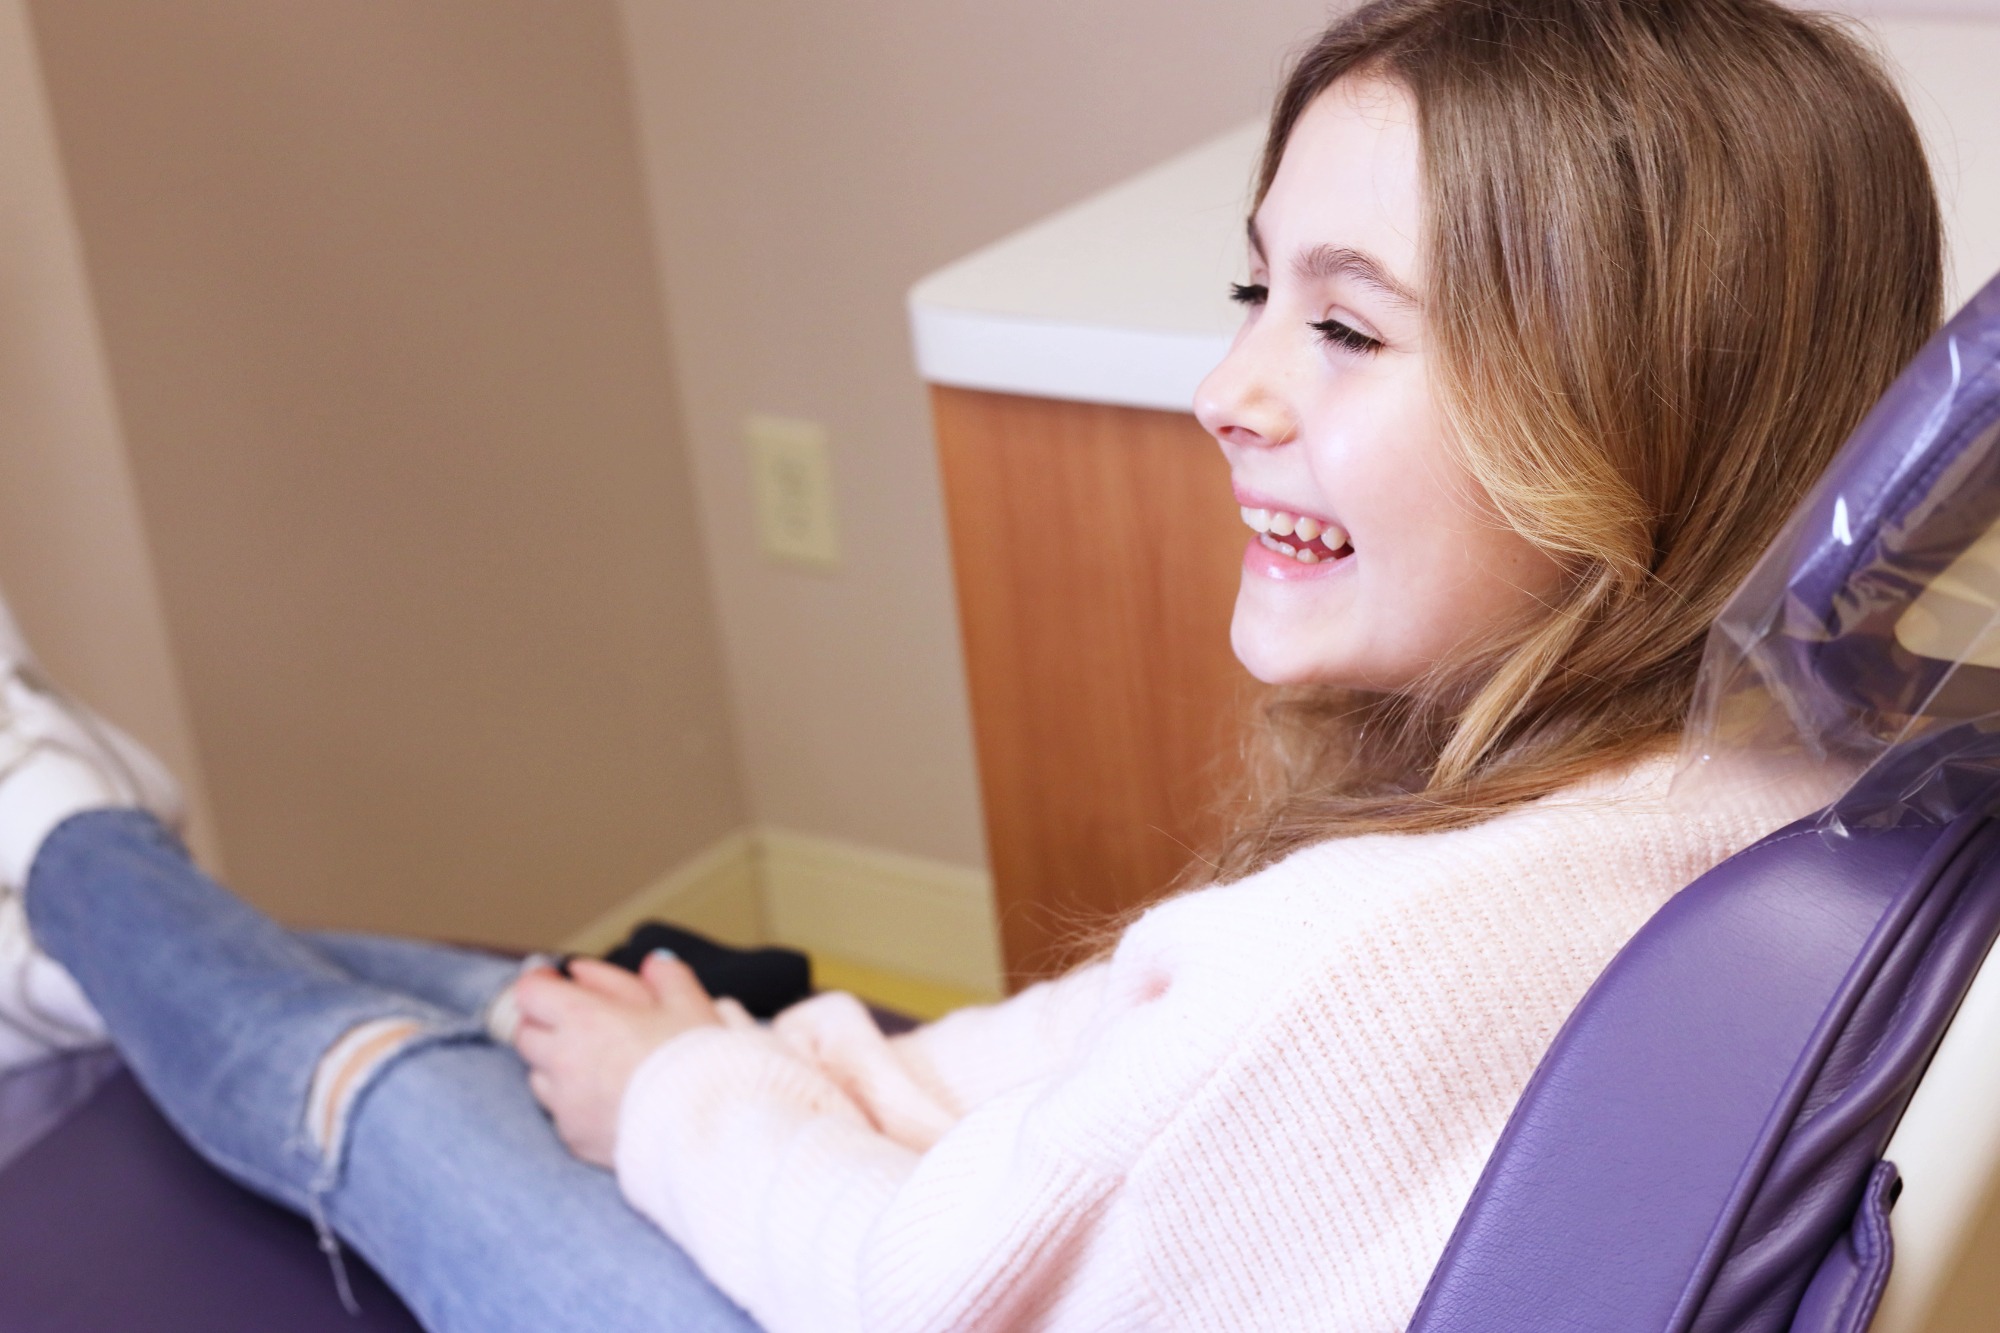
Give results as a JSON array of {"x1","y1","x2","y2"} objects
[{"x1": 649, "y1": 947, "x2": 678, "y2": 963}]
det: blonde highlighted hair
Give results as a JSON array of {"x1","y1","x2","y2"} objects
[{"x1": 1207, "y1": 0, "x2": 1942, "y2": 880}]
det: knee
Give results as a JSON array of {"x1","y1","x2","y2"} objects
[{"x1": 306, "y1": 1016, "x2": 428, "y2": 1160}]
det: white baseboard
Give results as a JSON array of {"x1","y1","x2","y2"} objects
[
  {"x1": 563, "y1": 829, "x2": 764, "y2": 955},
  {"x1": 561, "y1": 826, "x2": 1003, "y2": 998},
  {"x1": 759, "y1": 828, "x2": 1004, "y2": 997}
]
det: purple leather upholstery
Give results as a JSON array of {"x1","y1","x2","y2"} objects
[
  {"x1": 1411, "y1": 270, "x2": 2000, "y2": 1332},
  {"x1": 1687, "y1": 274, "x2": 2000, "y2": 831},
  {"x1": 1409, "y1": 809, "x2": 2000, "y2": 1331},
  {"x1": 0, "y1": 1046, "x2": 118, "y2": 1174},
  {"x1": 0, "y1": 1057, "x2": 421, "y2": 1332},
  {"x1": 1793, "y1": 1162, "x2": 1900, "y2": 1333}
]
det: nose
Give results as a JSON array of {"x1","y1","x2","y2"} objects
[{"x1": 1194, "y1": 319, "x2": 1297, "y2": 452}]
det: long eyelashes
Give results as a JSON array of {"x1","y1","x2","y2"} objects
[
  {"x1": 1228, "y1": 282, "x2": 1383, "y2": 356},
  {"x1": 1309, "y1": 317, "x2": 1383, "y2": 355}
]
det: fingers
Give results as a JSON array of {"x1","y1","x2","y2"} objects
[
  {"x1": 511, "y1": 953, "x2": 721, "y2": 1109},
  {"x1": 566, "y1": 957, "x2": 655, "y2": 1005},
  {"x1": 512, "y1": 1019, "x2": 558, "y2": 1066},
  {"x1": 516, "y1": 957, "x2": 685, "y2": 1028},
  {"x1": 512, "y1": 962, "x2": 655, "y2": 1032},
  {"x1": 509, "y1": 966, "x2": 578, "y2": 1029},
  {"x1": 514, "y1": 993, "x2": 648, "y2": 1170},
  {"x1": 640, "y1": 951, "x2": 708, "y2": 1005}
]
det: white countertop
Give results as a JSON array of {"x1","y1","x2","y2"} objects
[
  {"x1": 907, "y1": 123, "x2": 1259, "y2": 413},
  {"x1": 909, "y1": 16, "x2": 2000, "y2": 416}
]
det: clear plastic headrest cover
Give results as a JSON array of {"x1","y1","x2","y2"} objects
[{"x1": 1675, "y1": 275, "x2": 2000, "y2": 834}]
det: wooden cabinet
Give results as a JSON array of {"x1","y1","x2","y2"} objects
[{"x1": 931, "y1": 385, "x2": 1254, "y2": 985}]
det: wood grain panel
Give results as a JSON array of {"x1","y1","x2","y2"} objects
[{"x1": 931, "y1": 386, "x2": 1255, "y2": 985}]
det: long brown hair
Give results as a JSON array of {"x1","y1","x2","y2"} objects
[{"x1": 1207, "y1": 0, "x2": 1942, "y2": 880}]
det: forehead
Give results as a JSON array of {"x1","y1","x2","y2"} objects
[{"x1": 1255, "y1": 75, "x2": 1424, "y2": 282}]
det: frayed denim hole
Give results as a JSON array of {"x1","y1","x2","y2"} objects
[{"x1": 297, "y1": 1016, "x2": 483, "y2": 1314}]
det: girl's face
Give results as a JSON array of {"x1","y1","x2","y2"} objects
[{"x1": 1196, "y1": 76, "x2": 1567, "y2": 690}]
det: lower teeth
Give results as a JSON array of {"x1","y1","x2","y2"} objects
[{"x1": 1261, "y1": 533, "x2": 1329, "y2": 564}]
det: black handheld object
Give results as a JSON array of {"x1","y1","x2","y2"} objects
[{"x1": 586, "y1": 921, "x2": 813, "y2": 1020}]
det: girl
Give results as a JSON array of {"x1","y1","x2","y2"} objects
[{"x1": 0, "y1": 0, "x2": 1944, "y2": 1328}]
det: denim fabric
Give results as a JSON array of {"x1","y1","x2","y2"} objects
[
  {"x1": 25, "y1": 809, "x2": 761, "y2": 1333},
  {"x1": 297, "y1": 929, "x2": 523, "y2": 1019}
]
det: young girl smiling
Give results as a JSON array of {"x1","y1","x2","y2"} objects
[{"x1": 0, "y1": 0, "x2": 1946, "y2": 1328}]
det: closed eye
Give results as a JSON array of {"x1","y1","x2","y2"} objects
[
  {"x1": 1229, "y1": 282, "x2": 1267, "y2": 305},
  {"x1": 1310, "y1": 317, "x2": 1383, "y2": 355}
]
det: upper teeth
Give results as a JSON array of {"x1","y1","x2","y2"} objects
[{"x1": 1241, "y1": 506, "x2": 1347, "y2": 559}]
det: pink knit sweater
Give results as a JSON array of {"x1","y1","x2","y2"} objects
[{"x1": 615, "y1": 757, "x2": 1819, "y2": 1330}]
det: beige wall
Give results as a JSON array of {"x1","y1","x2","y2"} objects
[
  {"x1": 0, "y1": 0, "x2": 220, "y2": 869},
  {"x1": 613, "y1": 0, "x2": 1342, "y2": 870},
  {"x1": 12, "y1": 1, "x2": 1983, "y2": 944},
  {"x1": 1879, "y1": 17, "x2": 2000, "y2": 305},
  {"x1": 25, "y1": 0, "x2": 745, "y2": 948},
  {"x1": 2, "y1": 0, "x2": 1354, "y2": 965}
]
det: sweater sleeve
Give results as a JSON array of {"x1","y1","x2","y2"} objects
[
  {"x1": 614, "y1": 959, "x2": 1136, "y2": 1330},
  {"x1": 616, "y1": 862, "x2": 1302, "y2": 1332},
  {"x1": 615, "y1": 1007, "x2": 1160, "y2": 1333},
  {"x1": 698, "y1": 956, "x2": 1112, "y2": 1158},
  {"x1": 882, "y1": 960, "x2": 1111, "y2": 1116}
]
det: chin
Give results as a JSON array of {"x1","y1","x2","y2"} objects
[
  {"x1": 1230, "y1": 609, "x2": 1423, "y2": 690},
  {"x1": 1230, "y1": 615, "x2": 1351, "y2": 687}
]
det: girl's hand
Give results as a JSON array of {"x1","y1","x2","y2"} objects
[{"x1": 510, "y1": 952, "x2": 720, "y2": 1167}]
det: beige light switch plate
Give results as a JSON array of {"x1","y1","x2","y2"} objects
[{"x1": 746, "y1": 414, "x2": 840, "y2": 568}]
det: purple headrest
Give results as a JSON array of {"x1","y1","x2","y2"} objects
[{"x1": 1684, "y1": 272, "x2": 2000, "y2": 827}]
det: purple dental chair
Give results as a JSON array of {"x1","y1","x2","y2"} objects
[
  {"x1": 1412, "y1": 268, "x2": 2000, "y2": 1333},
  {"x1": 6, "y1": 278, "x2": 2000, "y2": 1333}
]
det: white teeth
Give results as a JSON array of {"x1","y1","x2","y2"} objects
[
  {"x1": 1246, "y1": 503, "x2": 1347, "y2": 557},
  {"x1": 1259, "y1": 532, "x2": 1335, "y2": 565}
]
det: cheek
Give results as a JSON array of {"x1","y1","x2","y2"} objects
[
  {"x1": 1407, "y1": 529, "x2": 1547, "y2": 633},
  {"x1": 1286, "y1": 400, "x2": 1562, "y2": 681},
  {"x1": 1380, "y1": 480, "x2": 1573, "y2": 675},
  {"x1": 1331, "y1": 390, "x2": 1468, "y2": 564}
]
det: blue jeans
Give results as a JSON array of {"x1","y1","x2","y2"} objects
[{"x1": 23, "y1": 808, "x2": 761, "y2": 1333}]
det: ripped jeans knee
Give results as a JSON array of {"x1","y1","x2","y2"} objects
[
  {"x1": 306, "y1": 1016, "x2": 431, "y2": 1162},
  {"x1": 300, "y1": 1013, "x2": 480, "y2": 1311}
]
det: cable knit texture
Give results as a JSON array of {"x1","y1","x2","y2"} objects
[{"x1": 615, "y1": 756, "x2": 1822, "y2": 1331}]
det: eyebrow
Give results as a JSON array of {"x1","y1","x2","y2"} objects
[{"x1": 1247, "y1": 220, "x2": 1423, "y2": 311}]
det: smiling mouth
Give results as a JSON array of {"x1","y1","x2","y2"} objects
[{"x1": 1240, "y1": 506, "x2": 1352, "y2": 565}]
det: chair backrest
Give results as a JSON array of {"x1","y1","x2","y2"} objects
[
  {"x1": 1871, "y1": 927, "x2": 2000, "y2": 1331},
  {"x1": 1407, "y1": 272, "x2": 2000, "y2": 1333}
]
